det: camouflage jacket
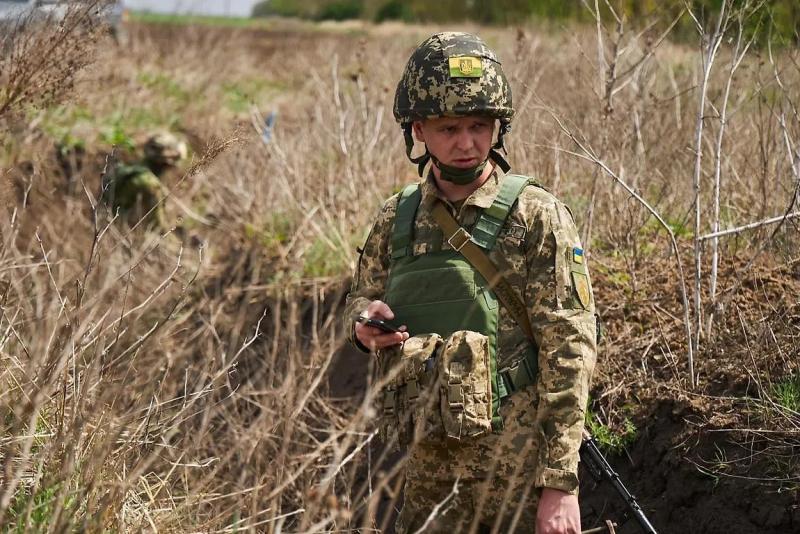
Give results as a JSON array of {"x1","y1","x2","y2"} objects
[
  {"x1": 103, "y1": 163, "x2": 165, "y2": 228},
  {"x1": 344, "y1": 170, "x2": 597, "y2": 494}
]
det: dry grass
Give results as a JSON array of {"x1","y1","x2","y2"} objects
[{"x1": 0, "y1": 3, "x2": 798, "y2": 531}]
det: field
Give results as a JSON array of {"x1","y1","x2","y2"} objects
[{"x1": 1, "y1": 4, "x2": 799, "y2": 533}]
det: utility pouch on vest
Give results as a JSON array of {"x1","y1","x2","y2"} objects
[
  {"x1": 377, "y1": 333, "x2": 443, "y2": 448},
  {"x1": 437, "y1": 330, "x2": 493, "y2": 441}
]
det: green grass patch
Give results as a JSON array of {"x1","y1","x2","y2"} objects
[
  {"x1": 130, "y1": 11, "x2": 270, "y2": 28},
  {"x1": 99, "y1": 124, "x2": 136, "y2": 153},
  {"x1": 97, "y1": 108, "x2": 181, "y2": 152},
  {"x1": 303, "y1": 236, "x2": 351, "y2": 278},
  {"x1": 36, "y1": 101, "x2": 181, "y2": 155},
  {"x1": 771, "y1": 373, "x2": 800, "y2": 412},
  {"x1": 641, "y1": 215, "x2": 693, "y2": 239},
  {"x1": 136, "y1": 71, "x2": 191, "y2": 103},
  {"x1": 222, "y1": 79, "x2": 286, "y2": 114},
  {"x1": 588, "y1": 417, "x2": 637, "y2": 454},
  {"x1": 37, "y1": 104, "x2": 94, "y2": 151},
  {"x1": 7, "y1": 479, "x2": 80, "y2": 532},
  {"x1": 586, "y1": 399, "x2": 638, "y2": 455},
  {"x1": 244, "y1": 213, "x2": 295, "y2": 253}
]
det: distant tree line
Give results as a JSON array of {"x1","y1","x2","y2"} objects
[{"x1": 252, "y1": 0, "x2": 799, "y2": 44}]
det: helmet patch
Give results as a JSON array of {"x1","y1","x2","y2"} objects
[{"x1": 449, "y1": 56, "x2": 482, "y2": 78}]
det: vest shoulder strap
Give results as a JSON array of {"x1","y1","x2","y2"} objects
[
  {"x1": 472, "y1": 174, "x2": 531, "y2": 250},
  {"x1": 391, "y1": 183, "x2": 422, "y2": 260}
]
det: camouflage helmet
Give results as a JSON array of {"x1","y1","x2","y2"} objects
[
  {"x1": 143, "y1": 132, "x2": 187, "y2": 167},
  {"x1": 394, "y1": 32, "x2": 514, "y2": 175}
]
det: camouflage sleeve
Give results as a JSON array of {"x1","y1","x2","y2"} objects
[
  {"x1": 524, "y1": 197, "x2": 597, "y2": 495},
  {"x1": 343, "y1": 194, "x2": 400, "y2": 352}
]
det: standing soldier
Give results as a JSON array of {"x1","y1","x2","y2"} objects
[
  {"x1": 344, "y1": 33, "x2": 597, "y2": 533},
  {"x1": 103, "y1": 132, "x2": 187, "y2": 229}
]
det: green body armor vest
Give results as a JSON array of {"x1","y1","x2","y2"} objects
[{"x1": 384, "y1": 174, "x2": 538, "y2": 431}]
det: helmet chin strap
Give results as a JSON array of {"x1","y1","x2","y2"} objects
[
  {"x1": 403, "y1": 125, "x2": 431, "y2": 177},
  {"x1": 488, "y1": 149, "x2": 511, "y2": 173},
  {"x1": 490, "y1": 119, "x2": 512, "y2": 173}
]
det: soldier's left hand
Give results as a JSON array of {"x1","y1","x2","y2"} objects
[{"x1": 536, "y1": 488, "x2": 580, "y2": 534}]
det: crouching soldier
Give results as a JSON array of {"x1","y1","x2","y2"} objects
[{"x1": 103, "y1": 132, "x2": 187, "y2": 229}]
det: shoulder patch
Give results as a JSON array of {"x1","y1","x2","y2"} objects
[{"x1": 572, "y1": 272, "x2": 591, "y2": 309}]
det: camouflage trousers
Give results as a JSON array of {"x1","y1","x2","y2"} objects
[{"x1": 396, "y1": 387, "x2": 541, "y2": 534}]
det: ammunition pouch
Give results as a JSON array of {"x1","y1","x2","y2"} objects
[
  {"x1": 378, "y1": 333, "x2": 442, "y2": 447},
  {"x1": 438, "y1": 330, "x2": 493, "y2": 440},
  {"x1": 377, "y1": 330, "x2": 495, "y2": 448}
]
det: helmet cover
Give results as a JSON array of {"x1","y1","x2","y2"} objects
[{"x1": 143, "y1": 132, "x2": 188, "y2": 167}]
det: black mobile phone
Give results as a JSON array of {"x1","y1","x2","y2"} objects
[{"x1": 354, "y1": 315, "x2": 402, "y2": 334}]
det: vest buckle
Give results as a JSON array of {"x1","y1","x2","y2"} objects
[
  {"x1": 448, "y1": 383, "x2": 464, "y2": 411},
  {"x1": 383, "y1": 387, "x2": 397, "y2": 416},
  {"x1": 406, "y1": 379, "x2": 420, "y2": 401},
  {"x1": 447, "y1": 227, "x2": 472, "y2": 252}
]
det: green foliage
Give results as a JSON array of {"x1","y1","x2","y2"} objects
[
  {"x1": 221, "y1": 79, "x2": 285, "y2": 114},
  {"x1": 375, "y1": 0, "x2": 414, "y2": 22},
  {"x1": 252, "y1": 0, "x2": 313, "y2": 18},
  {"x1": 100, "y1": 123, "x2": 136, "y2": 153},
  {"x1": 586, "y1": 399, "x2": 638, "y2": 454},
  {"x1": 249, "y1": 0, "x2": 798, "y2": 45},
  {"x1": 137, "y1": 71, "x2": 191, "y2": 103},
  {"x1": 132, "y1": 11, "x2": 265, "y2": 27},
  {"x1": 38, "y1": 104, "x2": 94, "y2": 151},
  {"x1": 771, "y1": 373, "x2": 800, "y2": 412},
  {"x1": 641, "y1": 216, "x2": 693, "y2": 239},
  {"x1": 6, "y1": 479, "x2": 79, "y2": 532},
  {"x1": 244, "y1": 213, "x2": 295, "y2": 252},
  {"x1": 589, "y1": 416, "x2": 638, "y2": 454},
  {"x1": 35, "y1": 89, "x2": 185, "y2": 156},
  {"x1": 318, "y1": 0, "x2": 363, "y2": 21},
  {"x1": 56, "y1": 132, "x2": 86, "y2": 155},
  {"x1": 303, "y1": 236, "x2": 350, "y2": 278},
  {"x1": 223, "y1": 82, "x2": 257, "y2": 114},
  {"x1": 609, "y1": 270, "x2": 633, "y2": 288}
]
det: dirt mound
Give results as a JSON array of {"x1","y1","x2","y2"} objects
[
  {"x1": 581, "y1": 246, "x2": 800, "y2": 533},
  {"x1": 580, "y1": 397, "x2": 798, "y2": 533}
]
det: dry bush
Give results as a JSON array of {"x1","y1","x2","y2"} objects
[{"x1": 0, "y1": 1, "x2": 111, "y2": 122}]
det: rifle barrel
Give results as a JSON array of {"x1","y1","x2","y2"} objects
[{"x1": 580, "y1": 436, "x2": 658, "y2": 534}]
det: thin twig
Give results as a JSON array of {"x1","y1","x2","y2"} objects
[{"x1": 699, "y1": 211, "x2": 800, "y2": 241}]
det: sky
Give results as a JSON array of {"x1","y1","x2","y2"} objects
[{"x1": 123, "y1": 0, "x2": 261, "y2": 17}]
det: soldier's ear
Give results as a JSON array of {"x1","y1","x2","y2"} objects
[{"x1": 412, "y1": 120, "x2": 425, "y2": 143}]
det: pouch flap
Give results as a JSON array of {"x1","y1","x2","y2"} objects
[{"x1": 401, "y1": 333, "x2": 443, "y2": 381}]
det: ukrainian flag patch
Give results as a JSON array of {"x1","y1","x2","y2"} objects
[{"x1": 572, "y1": 247, "x2": 584, "y2": 265}]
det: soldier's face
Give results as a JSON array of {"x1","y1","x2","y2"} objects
[{"x1": 413, "y1": 116, "x2": 495, "y2": 168}]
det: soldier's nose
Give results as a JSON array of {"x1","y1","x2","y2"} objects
[{"x1": 455, "y1": 131, "x2": 474, "y2": 151}]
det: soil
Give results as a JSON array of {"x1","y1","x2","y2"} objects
[{"x1": 579, "y1": 396, "x2": 799, "y2": 534}]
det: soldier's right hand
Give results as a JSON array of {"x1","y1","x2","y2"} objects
[{"x1": 355, "y1": 300, "x2": 409, "y2": 351}]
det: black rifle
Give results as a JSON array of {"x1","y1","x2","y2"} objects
[{"x1": 580, "y1": 432, "x2": 658, "y2": 534}]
